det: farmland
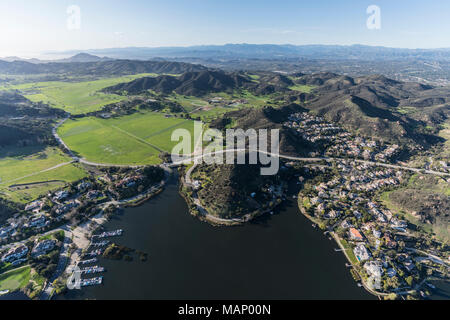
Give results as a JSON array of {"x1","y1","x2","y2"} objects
[
  {"x1": 0, "y1": 265, "x2": 31, "y2": 293},
  {"x1": 58, "y1": 112, "x2": 196, "y2": 165},
  {"x1": 0, "y1": 74, "x2": 157, "y2": 115},
  {"x1": 0, "y1": 147, "x2": 88, "y2": 203}
]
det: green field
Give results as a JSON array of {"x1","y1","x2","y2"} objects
[
  {"x1": 396, "y1": 106, "x2": 418, "y2": 115},
  {"x1": 194, "y1": 107, "x2": 239, "y2": 121},
  {"x1": 1, "y1": 74, "x2": 156, "y2": 115},
  {"x1": 0, "y1": 147, "x2": 88, "y2": 203},
  {"x1": 379, "y1": 173, "x2": 450, "y2": 242},
  {"x1": 289, "y1": 84, "x2": 315, "y2": 93},
  {"x1": 58, "y1": 112, "x2": 196, "y2": 165},
  {"x1": 0, "y1": 266, "x2": 31, "y2": 292}
]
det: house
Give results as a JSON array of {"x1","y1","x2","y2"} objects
[
  {"x1": 353, "y1": 210, "x2": 362, "y2": 219},
  {"x1": 53, "y1": 190, "x2": 69, "y2": 201},
  {"x1": 390, "y1": 218, "x2": 407, "y2": 232},
  {"x1": 25, "y1": 200, "x2": 43, "y2": 212},
  {"x1": 354, "y1": 244, "x2": 371, "y2": 262},
  {"x1": 386, "y1": 268, "x2": 397, "y2": 278},
  {"x1": 77, "y1": 181, "x2": 92, "y2": 191},
  {"x1": 325, "y1": 209, "x2": 340, "y2": 219},
  {"x1": 86, "y1": 190, "x2": 102, "y2": 200},
  {"x1": 349, "y1": 228, "x2": 364, "y2": 241},
  {"x1": 316, "y1": 203, "x2": 325, "y2": 213},
  {"x1": 1, "y1": 245, "x2": 28, "y2": 263},
  {"x1": 403, "y1": 261, "x2": 416, "y2": 273},
  {"x1": 29, "y1": 215, "x2": 47, "y2": 228},
  {"x1": 364, "y1": 260, "x2": 384, "y2": 278},
  {"x1": 0, "y1": 224, "x2": 16, "y2": 239},
  {"x1": 55, "y1": 201, "x2": 79, "y2": 215},
  {"x1": 192, "y1": 180, "x2": 201, "y2": 190},
  {"x1": 32, "y1": 240, "x2": 56, "y2": 257},
  {"x1": 373, "y1": 229, "x2": 382, "y2": 239},
  {"x1": 341, "y1": 220, "x2": 353, "y2": 229}
]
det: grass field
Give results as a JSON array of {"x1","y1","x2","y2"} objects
[
  {"x1": 0, "y1": 265, "x2": 31, "y2": 292},
  {"x1": 288, "y1": 84, "x2": 316, "y2": 93},
  {"x1": 58, "y1": 112, "x2": 196, "y2": 165},
  {"x1": 1, "y1": 74, "x2": 156, "y2": 115},
  {"x1": 194, "y1": 107, "x2": 239, "y2": 121},
  {"x1": 0, "y1": 147, "x2": 88, "y2": 203},
  {"x1": 379, "y1": 173, "x2": 449, "y2": 242}
]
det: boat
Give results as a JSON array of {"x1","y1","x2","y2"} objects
[
  {"x1": 80, "y1": 276, "x2": 103, "y2": 287},
  {"x1": 427, "y1": 283, "x2": 436, "y2": 289},
  {"x1": 0, "y1": 290, "x2": 9, "y2": 295},
  {"x1": 78, "y1": 258, "x2": 98, "y2": 265},
  {"x1": 81, "y1": 266, "x2": 105, "y2": 274},
  {"x1": 93, "y1": 229, "x2": 123, "y2": 239}
]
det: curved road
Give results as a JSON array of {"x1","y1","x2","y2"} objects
[
  {"x1": 171, "y1": 148, "x2": 450, "y2": 186},
  {"x1": 52, "y1": 116, "x2": 450, "y2": 178}
]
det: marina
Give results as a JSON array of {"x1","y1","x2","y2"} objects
[
  {"x1": 78, "y1": 258, "x2": 98, "y2": 265},
  {"x1": 93, "y1": 229, "x2": 123, "y2": 239},
  {"x1": 81, "y1": 266, "x2": 105, "y2": 275},
  {"x1": 86, "y1": 249, "x2": 103, "y2": 257},
  {"x1": 80, "y1": 277, "x2": 103, "y2": 287},
  {"x1": 89, "y1": 240, "x2": 110, "y2": 248}
]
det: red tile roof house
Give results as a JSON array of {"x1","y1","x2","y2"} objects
[{"x1": 349, "y1": 227, "x2": 364, "y2": 241}]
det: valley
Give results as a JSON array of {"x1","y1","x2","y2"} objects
[{"x1": 0, "y1": 57, "x2": 448, "y2": 300}]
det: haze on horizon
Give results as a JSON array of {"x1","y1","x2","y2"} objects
[{"x1": 0, "y1": 0, "x2": 449, "y2": 58}]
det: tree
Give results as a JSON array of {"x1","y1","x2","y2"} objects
[{"x1": 405, "y1": 275, "x2": 413, "y2": 287}]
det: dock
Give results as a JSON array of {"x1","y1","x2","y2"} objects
[
  {"x1": 78, "y1": 258, "x2": 98, "y2": 265},
  {"x1": 89, "y1": 240, "x2": 110, "y2": 248},
  {"x1": 80, "y1": 276, "x2": 103, "y2": 287},
  {"x1": 86, "y1": 249, "x2": 103, "y2": 257},
  {"x1": 81, "y1": 265, "x2": 105, "y2": 275},
  {"x1": 93, "y1": 229, "x2": 123, "y2": 239}
]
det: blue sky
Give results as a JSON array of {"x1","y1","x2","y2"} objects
[{"x1": 0, "y1": 0, "x2": 449, "y2": 57}]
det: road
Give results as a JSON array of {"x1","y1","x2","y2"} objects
[
  {"x1": 51, "y1": 115, "x2": 450, "y2": 179},
  {"x1": 39, "y1": 227, "x2": 72, "y2": 300},
  {"x1": 174, "y1": 148, "x2": 450, "y2": 187}
]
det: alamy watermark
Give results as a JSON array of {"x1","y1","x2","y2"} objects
[
  {"x1": 171, "y1": 121, "x2": 280, "y2": 176},
  {"x1": 67, "y1": 5, "x2": 81, "y2": 31},
  {"x1": 367, "y1": 5, "x2": 381, "y2": 30},
  {"x1": 66, "y1": 265, "x2": 81, "y2": 290}
]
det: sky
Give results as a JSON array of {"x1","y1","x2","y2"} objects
[{"x1": 0, "y1": 0, "x2": 449, "y2": 57}]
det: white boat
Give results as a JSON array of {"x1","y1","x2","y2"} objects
[{"x1": 0, "y1": 290, "x2": 10, "y2": 295}]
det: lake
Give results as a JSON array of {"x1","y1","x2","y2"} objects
[{"x1": 61, "y1": 175, "x2": 374, "y2": 300}]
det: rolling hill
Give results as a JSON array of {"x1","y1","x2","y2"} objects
[
  {"x1": 0, "y1": 59, "x2": 206, "y2": 76},
  {"x1": 103, "y1": 70, "x2": 252, "y2": 96},
  {"x1": 288, "y1": 73, "x2": 450, "y2": 147}
]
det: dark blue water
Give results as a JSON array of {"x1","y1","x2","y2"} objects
[{"x1": 61, "y1": 176, "x2": 374, "y2": 300}]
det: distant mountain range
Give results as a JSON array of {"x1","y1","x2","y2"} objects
[
  {"x1": 3, "y1": 44, "x2": 450, "y2": 84},
  {"x1": 0, "y1": 57, "x2": 206, "y2": 76},
  {"x1": 37, "y1": 45, "x2": 450, "y2": 85},
  {"x1": 0, "y1": 53, "x2": 112, "y2": 64},
  {"x1": 55, "y1": 44, "x2": 450, "y2": 61}
]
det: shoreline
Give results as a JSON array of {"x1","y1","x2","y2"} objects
[
  {"x1": 296, "y1": 198, "x2": 448, "y2": 300},
  {"x1": 44, "y1": 178, "x2": 168, "y2": 300},
  {"x1": 297, "y1": 202, "x2": 386, "y2": 299},
  {"x1": 178, "y1": 168, "x2": 282, "y2": 227}
]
